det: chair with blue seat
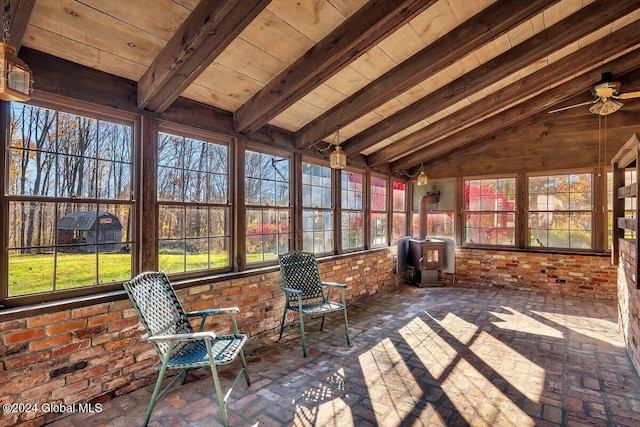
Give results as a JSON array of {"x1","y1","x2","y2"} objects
[
  {"x1": 123, "y1": 271, "x2": 250, "y2": 427},
  {"x1": 278, "y1": 251, "x2": 350, "y2": 357}
]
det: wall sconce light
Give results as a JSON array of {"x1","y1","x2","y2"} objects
[{"x1": 0, "y1": 1, "x2": 33, "y2": 102}]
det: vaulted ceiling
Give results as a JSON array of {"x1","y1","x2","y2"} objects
[{"x1": 11, "y1": 0, "x2": 640, "y2": 176}]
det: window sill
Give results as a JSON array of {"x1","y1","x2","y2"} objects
[{"x1": 0, "y1": 247, "x2": 393, "y2": 321}]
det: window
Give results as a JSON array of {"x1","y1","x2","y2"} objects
[
  {"x1": 528, "y1": 172, "x2": 592, "y2": 249},
  {"x1": 370, "y1": 176, "x2": 388, "y2": 247},
  {"x1": 464, "y1": 177, "x2": 516, "y2": 245},
  {"x1": 157, "y1": 132, "x2": 230, "y2": 273},
  {"x1": 245, "y1": 150, "x2": 292, "y2": 263},
  {"x1": 302, "y1": 162, "x2": 334, "y2": 254},
  {"x1": 6, "y1": 103, "x2": 133, "y2": 297},
  {"x1": 391, "y1": 181, "x2": 407, "y2": 243},
  {"x1": 341, "y1": 170, "x2": 364, "y2": 250}
]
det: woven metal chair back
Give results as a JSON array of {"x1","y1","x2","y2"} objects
[
  {"x1": 278, "y1": 251, "x2": 324, "y2": 301},
  {"x1": 123, "y1": 271, "x2": 193, "y2": 357}
]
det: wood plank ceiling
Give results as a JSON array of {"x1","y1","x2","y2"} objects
[{"x1": 13, "y1": 0, "x2": 640, "y2": 176}]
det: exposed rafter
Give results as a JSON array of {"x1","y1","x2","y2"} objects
[
  {"x1": 295, "y1": 0, "x2": 561, "y2": 150},
  {"x1": 232, "y1": 0, "x2": 438, "y2": 135},
  {"x1": 8, "y1": 0, "x2": 35, "y2": 50},
  {"x1": 368, "y1": 20, "x2": 640, "y2": 167},
  {"x1": 390, "y1": 50, "x2": 640, "y2": 173},
  {"x1": 137, "y1": 0, "x2": 270, "y2": 112},
  {"x1": 353, "y1": 0, "x2": 640, "y2": 162}
]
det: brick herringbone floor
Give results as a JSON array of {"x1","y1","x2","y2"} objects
[{"x1": 48, "y1": 286, "x2": 640, "y2": 426}]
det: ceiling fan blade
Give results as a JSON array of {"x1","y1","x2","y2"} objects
[
  {"x1": 616, "y1": 91, "x2": 640, "y2": 100},
  {"x1": 548, "y1": 100, "x2": 596, "y2": 114}
]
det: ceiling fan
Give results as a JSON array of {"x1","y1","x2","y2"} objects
[{"x1": 549, "y1": 72, "x2": 640, "y2": 115}]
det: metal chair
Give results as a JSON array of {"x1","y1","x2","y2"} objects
[
  {"x1": 123, "y1": 271, "x2": 250, "y2": 427},
  {"x1": 278, "y1": 251, "x2": 350, "y2": 357}
]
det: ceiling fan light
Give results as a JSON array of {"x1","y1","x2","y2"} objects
[{"x1": 589, "y1": 98, "x2": 623, "y2": 116}]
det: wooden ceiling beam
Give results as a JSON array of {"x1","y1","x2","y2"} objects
[
  {"x1": 233, "y1": 0, "x2": 438, "y2": 135},
  {"x1": 367, "y1": 20, "x2": 640, "y2": 166},
  {"x1": 21, "y1": 47, "x2": 298, "y2": 150},
  {"x1": 8, "y1": 0, "x2": 36, "y2": 51},
  {"x1": 137, "y1": 0, "x2": 270, "y2": 112},
  {"x1": 295, "y1": 0, "x2": 561, "y2": 150},
  {"x1": 346, "y1": 0, "x2": 640, "y2": 158},
  {"x1": 390, "y1": 50, "x2": 640, "y2": 173},
  {"x1": 422, "y1": 111, "x2": 640, "y2": 178}
]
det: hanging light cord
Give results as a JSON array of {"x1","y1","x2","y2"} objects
[
  {"x1": 401, "y1": 163, "x2": 424, "y2": 178},
  {"x1": 315, "y1": 128, "x2": 341, "y2": 153},
  {"x1": 3, "y1": 0, "x2": 10, "y2": 43},
  {"x1": 597, "y1": 114, "x2": 609, "y2": 178}
]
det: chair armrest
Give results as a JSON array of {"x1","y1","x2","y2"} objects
[
  {"x1": 187, "y1": 307, "x2": 239, "y2": 318},
  {"x1": 321, "y1": 282, "x2": 347, "y2": 289},
  {"x1": 147, "y1": 331, "x2": 218, "y2": 343},
  {"x1": 186, "y1": 307, "x2": 241, "y2": 333},
  {"x1": 281, "y1": 286, "x2": 303, "y2": 295}
]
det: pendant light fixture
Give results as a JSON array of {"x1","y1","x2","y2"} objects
[
  {"x1": 0, "y1": 0, "x2": 32, "y2": 102},
  {"x1": 329, "y1": 129, "x2": 346, "y2": 169},
  {"x1": 416, "y1": 169, "x2": 428, "y2": 186}
]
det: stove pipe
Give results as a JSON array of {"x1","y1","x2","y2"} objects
[
  {"x1": 419, "y1": 194, "x2": 429, "y2": 240},
  {"x1": 418, "y1": 191, "x2": 440, "y2": 239}
]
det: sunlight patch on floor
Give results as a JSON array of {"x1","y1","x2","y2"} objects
[
  {"x1": 358, "y1": 338, "x2": 437, "y2": 425},
  {"x1": 531, "y1": 310, "x2": 623, "y2": 346},
  {"x1": 442, "y1": 358, "x2": 536, "y2": 427},
  {"x1": 294, "y1": 369, "x2": 354, "y2": 427},
  {"x1": 399, "y1": 316, "x2": 458, "y2": 379},
  {"x1": 490, "y1": 307, "x2": 564, "y2": 339},
  {"x1": 470, "y1": 330, "x2": 545, "y2": 402}
]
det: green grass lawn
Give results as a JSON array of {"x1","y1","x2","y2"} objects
[{"x1": 9, "y1": 251, "x2": 274, "y2": 296}]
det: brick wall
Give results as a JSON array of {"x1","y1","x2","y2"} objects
[
  {"x1": 618, "y1": 239, "x2": 640, "y2": 375},
  {"x1": 0, "y1": 249, "x2": 398, "y2": 426},
  {"x1": 441, "y1": 248, "x2": 618, "y2": 300}
]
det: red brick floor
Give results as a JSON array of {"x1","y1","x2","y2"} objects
[{"x1": 47, "y1": 286, "x2": 640, "y2": 426}]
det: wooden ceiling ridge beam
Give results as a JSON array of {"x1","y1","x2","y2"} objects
[
  {"x1": 232, "y1": 0, "x2": 438, "y2": 135},
  {"x1": 137, "y1": 0, "x2": 270, "y2": 112},
  {"x1": 9, "y1": 0, "x2": 36, "y2": 51},
  {"x1": 390, "y1": 49, "x2": 640, "y2": 173},
  {"x1": 367, "y1": 20, "x2": 640, "y2": 167},
  {"x1": 345, "y1": 0, "x2": 640, "y2": 158},
  {"x1": 295, "y1": 0, "x2": 561, "y2": 150}
]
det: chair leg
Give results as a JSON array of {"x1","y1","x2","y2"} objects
[
  {"x1": 205, "y1": 341, "x2": 231, "y2": 427},
  {"x1": 299, "y1": 311, "x2": 307, "y2": 357},
  {"x1": 279, "y1": 307, "x2": 288, "y2": 340},
  {"x1": 343, "y1": 306, "x2": 350, "y2": 346},
  {"x1": 144, "y1": 358, "x2": 170, "y2": 426},
  {"x1": 209, "y1": 363, "x2": 229, "y2": 427},
  {"x1": 239, "y1": 349, "x2": 251, "y2": 386},
  {"x1": 320, "y1": 313, "x2": 326, "y2": 331},
  {"x1": 342, "y1": 291, "x2": 350, "y2": 346}
]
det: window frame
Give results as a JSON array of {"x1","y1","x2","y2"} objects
[
  {"x1": 242, "y1": 143, "x2": 293, "y2": 267},
  {"x1": 156, "y1": 126, "x2": 233, "y2": 277},
  {"x1": 339, "y1": 167, "x2": 366, "y2": 252},
  {"x1": 391, "y1": 179, "x2": 408, "y2": 244},
  {"x1": 462, "y1": 174, "x2": 517, "y2": 248},
  {"x1": 301, "y1": 159, "x2": 335, "y2": 255},
  {"x1": 526, "y1": 169, "x2": 595, "y2": 251},
  {"x1": 369, "y1": 173, "x2": 389, "y2": 248},
  {"x1": 1, "y1": 98, "x2": 139, "y2": 306}
]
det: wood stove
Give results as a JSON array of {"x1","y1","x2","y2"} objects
[{"x1": 408, "y1": 238, "x2": 445, "y2": 286}]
